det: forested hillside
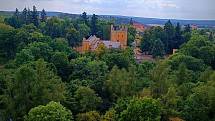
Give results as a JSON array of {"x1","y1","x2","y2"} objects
[
  {"x1": 1, "y1": 10, "x2": 215, "y2": 28},
  {"x1": 0, "y1": 6, "x2": 215, "y2": 121}
]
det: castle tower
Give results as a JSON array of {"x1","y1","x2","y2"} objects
[{"x1": 110, "y1": 25, "x2": 128, "y2": 48}]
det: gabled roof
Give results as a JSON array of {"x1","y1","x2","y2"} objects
[{"x1": 102, "y1": 41, "x2": 121, "y2": 48}]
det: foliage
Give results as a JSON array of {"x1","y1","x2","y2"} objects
[
  {"x1": 77, "y1": 111, "x2": 101, "y2": 121},
  {"x1": 102, "y1": 109, "x2": 117, "y2": 121},
  {"x1": 105, "y1": 65, "x2": 146, "y2": 100},
  {"x1": 91, "y1": 14, "x2": 98, "y2": 35},
  {"x1": 0, "y1": 23, "x2": 17, "y2": 63},
  {"x1": 66, "y1": 28, "x2": 81, "y2": 47},
  {"x1": 151, "y1": 39, "x2": 165, "y2": 58},
  {"x1": 74, "y1": 86, "x2": 102, "y2": 112},
  {"x1": 119, "y1": 98, "x2": 161, "y2": 121},
  {"x1": 24, "y1": 101, "x2": 73, "y2": 121},
  {"x1": 1, "y1": 59, "x2": 65, "y2": 120}
]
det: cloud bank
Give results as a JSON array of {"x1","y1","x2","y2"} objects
[{"x1": 0, "y1": 0, "x2": 215, "y2": 20}]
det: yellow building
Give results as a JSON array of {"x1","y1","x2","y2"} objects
[
  {"x1": 76, "y1": 25, "x2": 128, "y2": 53},
  {"x1": 110, "y1": 25, "x2": 128, "y2": 48}
]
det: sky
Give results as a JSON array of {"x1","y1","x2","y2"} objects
[{"x1": 0, "y1": 0, "x2": 215, "y2": 20}]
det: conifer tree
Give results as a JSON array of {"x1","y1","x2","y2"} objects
[
  {"x1": 14, "y1": 8, "x2": 19, "y2": 19},
  {"x1": 209, "y1": 32, "x2": 213, "y2": 42},
  {"x1": 81, "y1": 12, "x2": 88, "y2": 25},
  {"x1": 32, "y1": 6, "x2": 39, "y2": 27},
  {"x1": 130, "y1": 18, "x2": 133, "y2": 25},
  {"x1": 41, "y1": 9, "x2": 47, "y2": 22},
  {"x1": 91, "y1": 14, "x2": 98, "y2": 35},
  {"x1": 174, "y1": 22, "x2": 184, "y2": 48},
  {"x1": 184, "y1": 24, "x2": 191, "y2": 33},
  {"x1": 27, "y1": 8, "x2": 32, "y2": 24},
  {"x1": 22, "y1": 8, "x2": 28, "y2": 24},
  {"x1": 164, "y1": 20, "x2": 175, "y2": 53}
]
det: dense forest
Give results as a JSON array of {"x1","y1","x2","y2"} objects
[{"x1": 0, "y1": 6, "x2": 215, "y2": 121}]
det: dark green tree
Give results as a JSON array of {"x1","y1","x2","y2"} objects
[
  {"x1": 40, "y1": 9, "x2": 47, "y2": 22},
  {"x1": 4, "y1": 8, "x2": 22, "y2": 28},
  {"x1": 66, "y1": 28, "x2": 81, "y2": 47},
  {"x1": 164, "y1": 20, "x2": 175, "y2": 53},
  {"x1": 77, "y1": 24, "x2": 90, "y2": 39},
  {"x1": 184, "y1": 24, "x2": 191, "y2": 33},
  {"x1": 77, "y1": 111, "x2": 101, "y2": 121},
  {"x1": 74, "y1": 86, "x2": 102, "y2": 112},
  {"x1": 119, "y1": 98, "x2": 161, "y2": 121},
  {"x1": 27, "y1": 8, "x2": 32, "y2": 24},
  {"x1": 129, "y1": 18, "x2": 133, "y2": 25},
  {"x1": 21, "y1": 8, "x2": 28, "y2": 24},
  {"x1": 91, "y1": 14, "x2": 98, "y2": 35},
  {"x1": 25, "y1": 101, "x2": 73, "y2": 121},
  {"x1": 81, "y1": 12, "x2": 88, "y2": 25},
  {"x1": 209, "y1": 32, "x2": 214, "y2": 42},
  {"x1": 0, "y1": 23, "x2": 17, "y2": 62},
  {"x1": 44, "y1": 17, "x2": 65, "y2": 38},
  {"x1": 174, "y1": 22, "x2": 184, "y2": 48},
  {"x1": 32, "y1": 6, "x2": 39, "y2": 27},
  {"x1": 151, "y1": 39, "x2": 165, "y2": 58},
  {"x1": 14, "y1": 8, "x2": 20, "y2": 19},
  {"x1": 1, "y1": 59, "x2": 65, "y2": 120},
  {"x1": 127, "y1": 26, "x2": 136, "y2": 46}
]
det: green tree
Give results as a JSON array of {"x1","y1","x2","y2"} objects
[
  {"x1": 20, "y1": 42, "x2": 53, "y2": 62},
  {"x1": 150, "y1": 62, "x2": 173, "y2": 98},
  {"x1": 151, "y1": 39, "x2": 165, "y2": 58},
  {"x1": 50, "y1": 38, "x2": 72, "y2": 55},
  {"x1": 77, "y1": 111, "x2": 101, "y2": 121},
  {"x1": 81, "y1": 12, "x2": 89, "y2": 25},
  {"x1": 208, "y1": 32, "x2": 214, "y2": 42},
  {"x1": 181, "y1": 78, "x2": 215, "y2": 121},
  {"x1": 32, "y1": 6, "x2": 39, "y2": 27},
  {"x1": 140, "y1": 26, "x2": 164, "y2": 54},
  {"x1": 161, "y1": 87, "x2": 181, "y2": 119},
  {"x1": 44, "y1": 17, "x2": 66, "y2": 38},
  {"x1": 183, "y1": 24, "x2": 191, "y2": 41},
  {"x1": 102, "y1": 109, "x2": 117, "y2": 121},
  {"x1": 70, "y1": 57, "x2": 108, "y2": 93},
  {"x1": 14, "y1": 8, "x2": 20, "y2": 19},
  {"x1": 74, "y1": 86, "x2": 102, "y2": 112},
  {"x1": 15, "y1": 29, "x2": 31, "y2": 51},
  {"x1": 168, "y1": 53, "x2": 206, "y2": 71},
  {"x1": 175, "y1": 63, "x2": 193, "y2": 85},
  {"x1": 25, "y1": 101, "x2": 73, "y2": 121},
  {"x1": 77, "y1": 23, "x2": 90, "y2": 39},
  {"x1": 51, "y1": 52, "x2": 70, "y2": 81},
  {"x1": 96, "y1": 21, "x2": 111, "y2": 40},
  {"x1": 41, "y1": 9, "x2": 47, "y2": 22},
  {"x1": 1, "y1": 59, "x2": 65, "y2": 120},
  {"x1": 0, "y1": 23, "x2": 17, "y2": 63},
  {"x1": 66, "y1": 28, "x2": 81, "y2": 47},
  {"x1": 21, "y1": 8, "x2": 28, "y2": 24},
  {"x1": 105, "y1": 65, "x2": 142, "y2": 100},
  {"x1": 174, "y1": 22, "x2": 184, "y2": 49},
  {"x1": 15, "y1": 49, "x2": 34, "y2": 65},
  {"x1": 127, "y1": 26, "x2": 136, "y2": 46},
  {"x1": 119, "y1": 98, "x2": 161, "y2": 121},
  {"x1": 26, "y1": 8, "x2": 32, "y2": 24},
  {"x1": 101, "y1": 51, "x2": 130, "y2": 70},
  {"x1": 164, "y1": 20, "x2": 175, "y2": 53},
  {"x1": 5, "y1": 8, "x2": 23, "y2": 28},
  {"x1": 91, "y1": 14, "x2": 98, "y2": 35}
]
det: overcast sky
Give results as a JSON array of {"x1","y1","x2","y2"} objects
[{"x1": 0, "y1": 0, "x2": 215, "y2": 20}]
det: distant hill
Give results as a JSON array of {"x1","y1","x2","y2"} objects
[{"x1": 1, "y1": 11, "x2": 215, "y2": 28}]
